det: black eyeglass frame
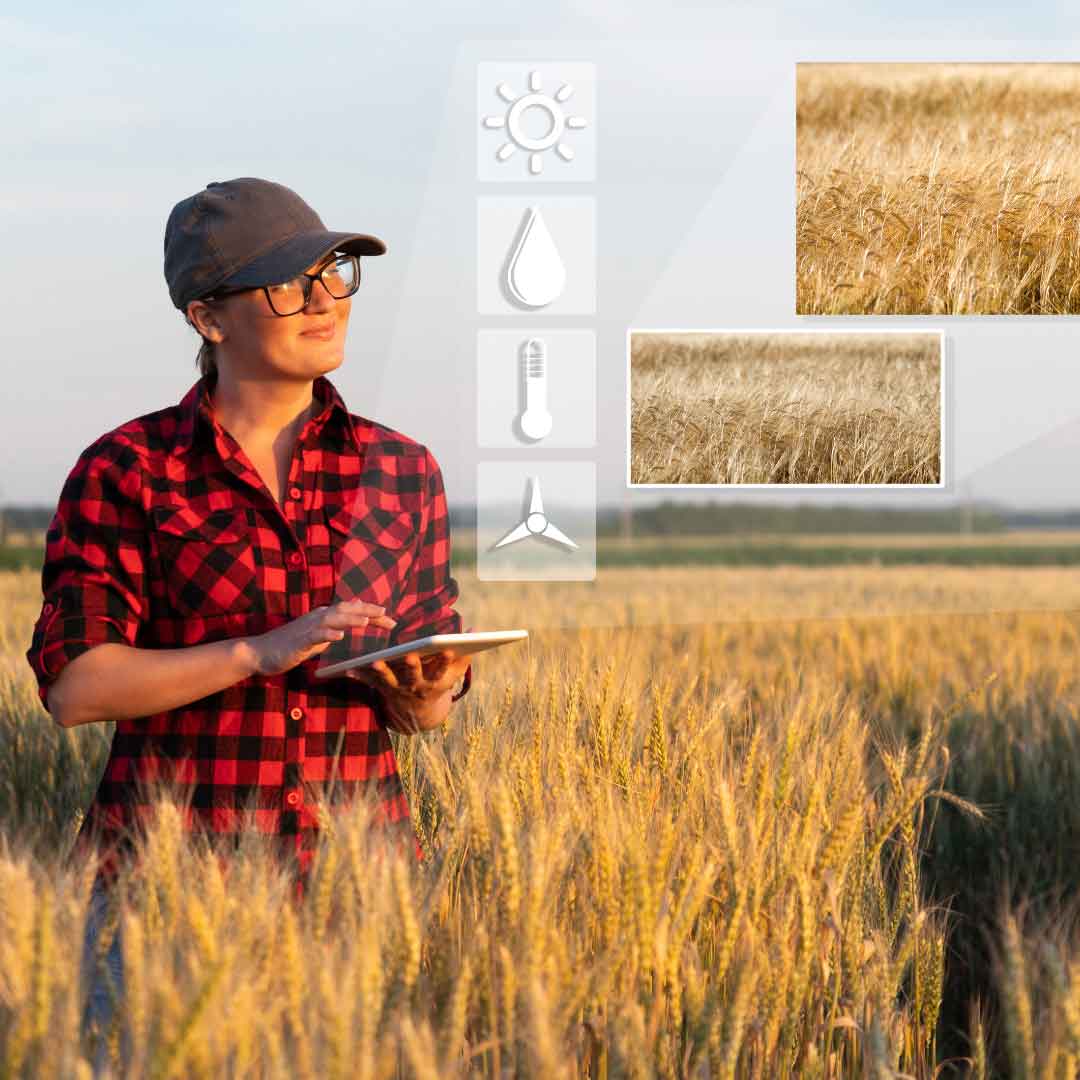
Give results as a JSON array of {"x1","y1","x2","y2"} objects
[{"x1": 200, "y1": 253, "x2": 361, "y2": 316}]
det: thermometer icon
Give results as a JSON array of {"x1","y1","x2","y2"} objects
[{"x1": 519, "y1": 337, "x2": 553, "y2": 440}]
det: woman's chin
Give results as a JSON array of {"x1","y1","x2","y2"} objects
[{"x1": 309, "y1": 346, "x2": 345, "y2": 372}]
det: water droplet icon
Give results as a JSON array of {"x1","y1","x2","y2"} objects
[{"x1": 506, "y1": 206, "x2": 566, "y2": 307}]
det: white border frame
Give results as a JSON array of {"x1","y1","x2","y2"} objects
[{"x1": 625, "y1": 327, "x2": 948, "y2": 490}]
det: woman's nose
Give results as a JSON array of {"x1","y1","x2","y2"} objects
[{"x1": 307, "y1": 277, "x2": 338, "y2": 311}]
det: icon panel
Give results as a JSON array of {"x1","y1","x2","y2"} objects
[
  {"x1": 477, "y1": 462, "x2": 596, "y2": 581},
  {"x1": 478, "y1": 197, "x2": 596, "y2": 315},
  {"x1": 478, "y1": 62, "x2": 596, "y2": 182},
  {"x1": 477, "y1": 329, "x2": 596, "y2": 448}
]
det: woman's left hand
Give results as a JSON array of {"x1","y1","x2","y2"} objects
[{"x1": 345, "y1": 647, "x2": 471, "y2": 734}]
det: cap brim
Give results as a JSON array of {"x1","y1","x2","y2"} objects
[{"x1": 222, "y1": 229, "x2": 386, "y2": 288}]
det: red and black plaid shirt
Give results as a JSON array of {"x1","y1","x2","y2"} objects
[{"x1": 26, "y1": 372, "x2": 469, "y2": 897}]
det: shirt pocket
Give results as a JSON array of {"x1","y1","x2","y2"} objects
[
  {"x1": 316, "y1": 501, "x2": 417, "y2": 609},
  {"x1": 315, "y1": 501, "x2": 417, "y2": 662},
  {"x1": 150, "y1": 504, "x2": 260, "y2": 618}
]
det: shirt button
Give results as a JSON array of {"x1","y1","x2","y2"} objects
[
  {"x1": 288, "y1": 551, "x2": 303, "y2": 566},
  {"x1": 289, "y1": 485, "x2": 302, "y2": 500},
  {"x1": 286, "y1": 791, "x2": 300, "y2": 806},
  {"x1": 289, "y1": 706, "x2": 303, "y2": 721}
]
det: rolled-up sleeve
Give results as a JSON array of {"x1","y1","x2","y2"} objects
[{"x1": 25, "y1": 436, "x2": 148, "y2": 715}]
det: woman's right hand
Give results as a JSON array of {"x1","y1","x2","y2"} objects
[{"x1": 245, "y1": 599, "x2": 396, "y2": 677}]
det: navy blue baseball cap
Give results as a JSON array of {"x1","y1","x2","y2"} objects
[{"x1": 164, "y1": 177, "x2": 386, "y2": 312}]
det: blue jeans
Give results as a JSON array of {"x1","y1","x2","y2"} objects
[{"x1": 80, "y1": 878, "x2": 130, "y2": 1075}]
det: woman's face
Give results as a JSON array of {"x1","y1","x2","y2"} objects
[{"x1": 188, "y1": 252, "x2": 353, "y2": 380}]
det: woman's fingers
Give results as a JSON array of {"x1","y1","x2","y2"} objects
[
  {"x1": 331, "y1": 600, "x2": 396, "y2": 627},
  {"x1": 323, "y1": 605, "x2": 396, "y2": 633},
  {"x1": 337, "y1": 599, "x2": 390, "y2": 617},
  {"x1": 418, "y1": 652, "x2": 469, "y2": 692},
  {"x1": 371, "y1": 659, "x2": 399, "y2": 688},
  {"x1": 420, "y1": 650, "x2": 452, "y2": 681},
  {"x1": 350, "y1": 646, "x2": 470, "y2": 700},
  {"x1": 398, "y1": 653, "x2": 424, "y2": 688}
]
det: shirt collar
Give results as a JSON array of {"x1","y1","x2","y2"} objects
[{"x1": 172, "y1": 372, "x2": 363, "y2": 458}]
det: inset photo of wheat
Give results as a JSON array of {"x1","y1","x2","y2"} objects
[
  {"x1": 629, "y1": 330, "x2": 943, "y2": 485},
  {"x1": 797, "y1": 62, "x2": 1080, "y2": 314}
]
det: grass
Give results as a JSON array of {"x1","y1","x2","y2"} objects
[
  {"x1": 5, "y1": 565, "x2": 1080, "y2": 1075},
  {"x1": 0, "y1": 546, "x2": 45, "y2": 573},
  {"x1": 797, "y1": 62, "x2": 1080, "y2": 315},
  {"x1": 629, "y1": 332, "x2": 941, "y2": 485}
]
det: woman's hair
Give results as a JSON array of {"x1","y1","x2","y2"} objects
[{"x1": 196, "y1": 338, "x2": 217, "y2": 383}]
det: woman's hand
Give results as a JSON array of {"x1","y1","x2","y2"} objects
[
  {"x1": 245, "y1": 599, "x2": 396, "y2": 677},
  {"x1": 346, "y1": 648, "x2": 472, "y2": 734}
]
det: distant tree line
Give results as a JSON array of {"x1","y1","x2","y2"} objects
[
  {"x1": 449, "y1": 502, "x2": 1010, "y2": 535},
  {"x1": 595, "y1": 502, "x2": 1008, "y2": 536}
]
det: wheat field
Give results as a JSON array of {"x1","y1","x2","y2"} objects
[
  {"x1": 5, "y1": 564, "x2": 1080, "y2": 1076},
  {"x1": 797, "y1": 62, "x2": 1080, "y2": 314},
  {"x1": 629, "y1": 332, "x2": 941, "y2": 485}
]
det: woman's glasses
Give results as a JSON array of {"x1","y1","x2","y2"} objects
[{"x1": 203, "y1": 253, "x2": 361, "y2": 316}]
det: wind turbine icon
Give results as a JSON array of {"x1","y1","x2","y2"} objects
[{"x1": 494, "y1": 476, "x2": 578, "y2": 550}]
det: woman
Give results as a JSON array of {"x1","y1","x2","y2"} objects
[{"x1": 25, "y1": 177, "x2": 472, "y2": 1066}]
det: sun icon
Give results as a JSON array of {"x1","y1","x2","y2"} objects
[{"x1": 482, "y1": 69, "x2": 588, "y2": 176}]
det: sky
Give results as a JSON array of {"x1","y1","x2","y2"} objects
[{"x1": 6, "y1": 2, "x2": 1080, "y2": 512}]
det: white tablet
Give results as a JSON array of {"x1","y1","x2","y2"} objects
[{"x1": 313, "y1": 630, "x2": 529, "y2": 679}]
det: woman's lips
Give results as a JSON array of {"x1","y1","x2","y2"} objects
[{"x1": 301, "y1": 323, "x2": 336, "y2": 340}]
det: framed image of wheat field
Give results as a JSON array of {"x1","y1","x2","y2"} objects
[
  {"x1": 627, "y1": 329, "x2": 944, "y2": 487},
  {"x1": 797, "y1": 62, "x2": 1080, "y2": 315}
]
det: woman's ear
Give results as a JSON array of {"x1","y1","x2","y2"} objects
[{"x1": 186, "y1": 300, "x2": 225, "y2": 344}]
